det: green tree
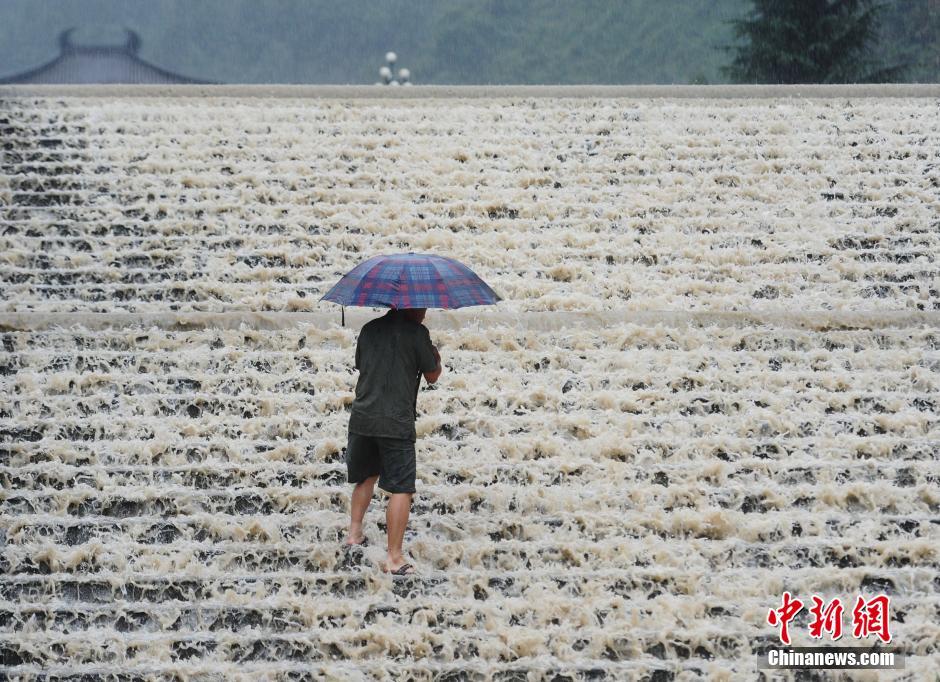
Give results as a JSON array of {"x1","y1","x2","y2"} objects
[
  {"x1": 876, "y1": 0, "x2": 940, "y2": 82},
  {"x1": 723, "y1": 0, "x2": 907, "y2": 83}
]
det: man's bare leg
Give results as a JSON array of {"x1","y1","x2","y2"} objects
[
  {"x1": 386, "y1": 492, "x2": 414, "y2": 573},
  {"x1": 346, "y1": 475, "x2": 378, "y2": 545}
]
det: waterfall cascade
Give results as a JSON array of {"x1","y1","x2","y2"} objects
[{"x1": 1, "y1": 89, "x2": 938, "y2": 679}]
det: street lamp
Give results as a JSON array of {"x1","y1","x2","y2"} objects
[{"x1": 376, "y1": 51, "x2": 413, "y2": 85}]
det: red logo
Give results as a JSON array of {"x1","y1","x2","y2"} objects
[
  {"x1": 769, "y1": 593, "x2": 891, "y2": 644},
  {"x1": 808, "y1": 596, "x2": 844, "y2": 640},
  {"x1": 852, "y1": 595, "x2": 892, "y2": 643},
  {"x1": 767, "y1": 591, "x2": 804, "y2": 645}
]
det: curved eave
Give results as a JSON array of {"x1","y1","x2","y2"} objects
[
  {"x1": 0, "y1": 51, "x2": 67, "y2": 84},
  {"x1": 0, "y1": 48, "x2": 215, "y2": 85}
]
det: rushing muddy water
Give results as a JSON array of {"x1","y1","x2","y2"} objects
[{"x1": 1, "y1": 93, "x2": 938, "y2": 679}]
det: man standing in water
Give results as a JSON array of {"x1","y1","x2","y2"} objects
[{"x1": 344, "y1": 307, "x2": 442, "y2": 576}]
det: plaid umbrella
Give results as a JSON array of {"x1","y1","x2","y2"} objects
[{"x1": 320, "y1": 252, "x2": 500, "y2": 323}]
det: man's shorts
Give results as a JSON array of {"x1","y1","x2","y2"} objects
[{"x1": 345, "y1": 432, "x2": 416, "y2": 494}]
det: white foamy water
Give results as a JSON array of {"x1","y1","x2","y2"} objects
[
  {"x1": 1, "y1": 91, "x2": 938, "y2": 680},
  {"x1": 2, "y1": 94, "x2": 938, "y2": 316}
]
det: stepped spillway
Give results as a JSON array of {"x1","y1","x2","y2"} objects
[
  {"x1": 2, "y1": 90, "x2": 939, "y2": 316},
  {"x1": 1, "y1": 87, "x2": 939, "y2": 680}
]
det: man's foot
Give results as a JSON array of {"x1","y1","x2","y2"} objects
[
  {"x1": 344, "y1": 534, "x2": 368, "y2": 547},
  {"x1": 383, "y1": 561, "x2": 415, "y2": 576}
]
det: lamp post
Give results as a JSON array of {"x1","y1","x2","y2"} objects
[{"x1": 376, "y1": 51, "x2": 413, "y2": 86}]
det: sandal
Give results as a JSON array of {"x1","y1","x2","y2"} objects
[
  {"x1": 386, "y1": 563, "x2": 415, "y2": 576},
  {"x1": 344, "y1": 536, "x2": 368, "y2": 548}
]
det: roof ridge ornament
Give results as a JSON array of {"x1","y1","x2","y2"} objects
[{"x1": 57, "y1": 26, "x2": 142, "y2": 54}]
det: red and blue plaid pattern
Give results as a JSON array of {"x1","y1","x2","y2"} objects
[{"x1": 320, "y1": 253, "x2": 501, "y2": 309}]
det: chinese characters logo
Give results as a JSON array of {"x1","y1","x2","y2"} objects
[{"x1": 767, "y1": 592, "x2": 891, "y2": 645}]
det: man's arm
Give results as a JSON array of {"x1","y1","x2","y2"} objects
[
  {"x1": 416, "y1": 327, "x2": 442, "y2": 384},
  {"x1": 423, "y1": 345, "x2": 442, "y2": 384}
]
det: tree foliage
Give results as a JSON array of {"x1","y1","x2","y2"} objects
[
  {"x1": 876, "y1": 0, "x2": 940, "y2": 82},
  {"x1": 723, "y1": 0, "x2": 908, "y2": 83}
]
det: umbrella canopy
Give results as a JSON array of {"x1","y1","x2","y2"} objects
[{"x1": 321, "y1": 252, "x2": 501, "y2": 310}]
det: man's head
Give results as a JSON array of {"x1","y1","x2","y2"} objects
[{"x1": 401, "y1": 308, "x2": 427, "y2": 324}]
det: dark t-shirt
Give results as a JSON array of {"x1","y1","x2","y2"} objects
[{"x1": 348, "y1": 310, "x2": 439, "y2": 441}]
